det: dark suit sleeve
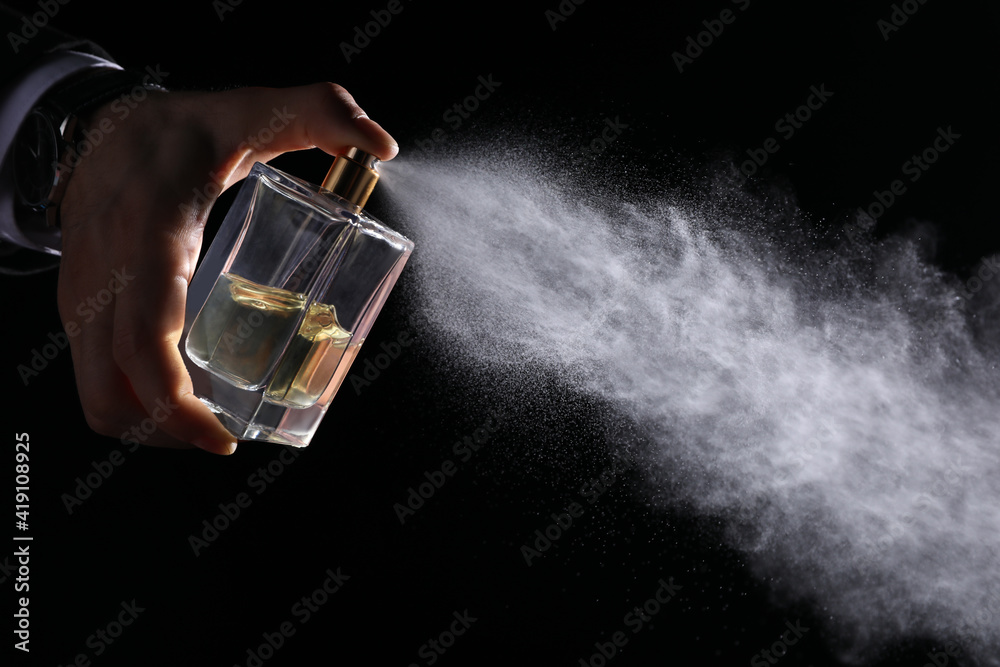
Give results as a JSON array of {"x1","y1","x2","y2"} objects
[
  {"x1": 1, "y1": 3, "x2": 117, "y2": 85},
  {"x1": 1, "y1": 3, "x2": 120, "y2": 273}
]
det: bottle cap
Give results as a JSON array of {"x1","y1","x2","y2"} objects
[{"x1": 321, "y1": 147, "x2": 379, "y2": 210}]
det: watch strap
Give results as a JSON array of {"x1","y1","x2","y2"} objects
[
  {"x1": 46, "y1": 66, "x2": 161, "y2": 123},
  {"x1": 34, "y1": 67, "x2": 166, "y2": 228}
]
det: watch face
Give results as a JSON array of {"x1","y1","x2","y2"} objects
[{"x1": 13, "y1": 108, "x2": 61, "y2": 209}]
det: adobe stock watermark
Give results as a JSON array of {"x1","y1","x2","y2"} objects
[
  {"x1": 672, "y1": 0, "x2": 752, "y2": 73},
  {"x1": 393, "y1": 411, "x2": 504, "y2": 524},
  {"x1": 349, "y1": 329, "x2": 412, "y2": 395},
  {"x1": 7, "y1": 0, "x2": 71, "y2": 53},
  {"x1": 572, "y1": 117, "x2": 630, "y2": 159},
  {"x1": 929, "y1": 588, "x2": 1000, "y2": 667},
  {"x1": 412, "y1": 74, "x2": 503, "y2": 156},
  {"x1": 340, "y1": 0, "x2": 412, "y2": 63},
  {"x1": 61, "y1": 441, "x2": 139, "y2": 515},
  {"x1": 843, "y1": 125, "x2": 960, "y2": 245},
  {"x1": 17, "y1": 267, "x2": 135, "y2": 386},
  {"x1": 57, "y1": 64, "x2": 169, "y2": 175},
  {"x1": 849, "y1": 454, "x2": 970, "y2": 577},
  {"x1": 188, "y1": 446, "x2": 305, "y2": 556},
  {"x1": 408, "y1": 610, "x2": 477, "y2": 667},
  {"x1": 0, "y1": 552, "x2": 19, "y2": 585},
  {"x1": 577, "y1": 578, "x2": 683, "y2": 667},
  {"x1": 55, "y1": 600, "x2": 145, "y2": 666},
  {"x1": 12, "y1": 544, "x2": 30, "y2": 652},
  {"x1": 119, "y1": 396, "x2": 180, "y2": 447},
  {"x1": 521, "y1": 452, "x2": 636, "y2": 566},
  {"x1": 877, "y1": 0, "x2": 930, "y2": 41},
  {"x1": 740, "y1": 84, "x2": 834, "y2": 176},
  {"x1": 920, "y1": 642, "x2": 964, "y2": 667},
  {"x1": 773, "y1": 422, "x2": 834, "y2": 485},
  {"x1": 545, "y1": 0, "x2": 585, "y2": 31},
  {"x1": 233, "y1": 567, "x2": 349, "y2": 667},
  {"x1": 749, "y1": 619, "x2": 810, "y2": 666},
  {"x1": 213, "y1": 307, "x2": 267, "y2": 358},
  {"x1": 60, "y1": 389, "x2": 178, "y2": 514},
  {"x1": 213, "y1": 0, "x2": 243, "y2": 21},
  {"x1": 957, "y1": 253, "x2": 1000, "y2": 303},
  {"x1": 180, "y1": 106, "x2": 297, "y2": 216}
]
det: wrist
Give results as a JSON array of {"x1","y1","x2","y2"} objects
[{"x1": 12, "y1": 67, "x2": 165, "y2": 232}]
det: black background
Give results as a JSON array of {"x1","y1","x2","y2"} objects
[{"x1": 5, "y1": 0, "x2": 999, "y2": 665}]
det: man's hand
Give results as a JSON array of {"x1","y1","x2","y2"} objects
[{"x1": 57, "y1": 82, "x2": 397, "y2": 455}]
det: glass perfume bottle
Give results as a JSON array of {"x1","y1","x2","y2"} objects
[{"x1": 181, "y1": 148, "x2": 413, "y2": 447}]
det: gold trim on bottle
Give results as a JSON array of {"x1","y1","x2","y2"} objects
[{"x1": 321, "y1": 147, "x2": 379, "y2": 210}]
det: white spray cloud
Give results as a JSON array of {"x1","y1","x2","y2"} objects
[{"x1": 379, "y1": 148, "x2": 1000, "y2": 666}]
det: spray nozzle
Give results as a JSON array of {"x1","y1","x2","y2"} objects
[{"x1": 321, "y1": 147, "x2": 380, "y2": 210}]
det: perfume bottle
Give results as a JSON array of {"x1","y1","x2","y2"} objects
[{"x1": 181, "y1": 148, "x2": 413, "y2": 447}]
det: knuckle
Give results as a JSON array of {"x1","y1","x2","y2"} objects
[
  {"x1": 316, "y1": 82, "x2": 358, "y2": 113},
  {"x1": 319, "y1": 81, "x2": 347, "y2": 98},
  {"x1": 111, "y1": 320, "x2": 147, "y2": 368}
]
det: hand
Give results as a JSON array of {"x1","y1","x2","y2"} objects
[{"x1": 57, "y1": 83, "x2": 398, "y2": 455}]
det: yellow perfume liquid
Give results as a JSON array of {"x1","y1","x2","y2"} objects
[
  {"x1": 187, "y1": 273, "x2": 359, "y2": 408},
  {"x1": 187, "y1": 273, "x2": 307, "y2": 389},
  {"x1": 264, "y1": 301, "x2": 360, "y2": 409}
]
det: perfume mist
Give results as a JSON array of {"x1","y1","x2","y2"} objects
[{"x1": 182, "y1": 148, "x2": 413, "y2": 447}]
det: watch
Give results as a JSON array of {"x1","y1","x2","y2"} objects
[{"x1": 12, "y1": 67, "x2": 157, "y2": 230}]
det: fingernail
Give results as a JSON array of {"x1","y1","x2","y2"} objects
[
  {"x1": 194, "y1": 438, "x2": 238, "y2": 455},
  {"x1": 349, "y1": 115, "x2": 397, "y2": 160}
]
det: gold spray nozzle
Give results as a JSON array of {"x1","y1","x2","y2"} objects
[{"x1": 321, "y1": 147, "x2": 380, "y2": 210}]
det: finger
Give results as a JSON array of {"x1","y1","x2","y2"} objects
[
  {"x1": 108, "y1": 194, "x2": 238, "y2": 455},
  {"x1": 112, "y1": 262, "x2": 239, "y2": 454},
  {"x1": 216, "y1": 83, "x2": 399, "y2": 181},
  {"x1": 58, "y1": 242, "x2": 196, "y2": 449}
]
